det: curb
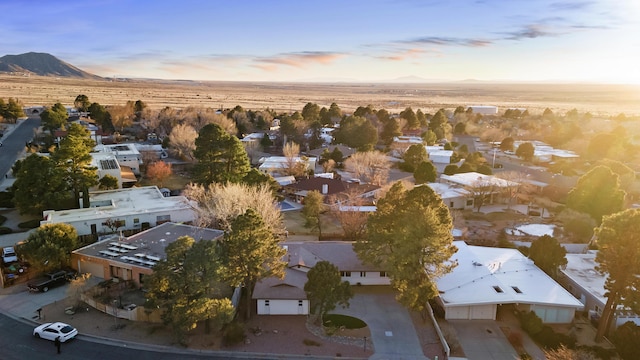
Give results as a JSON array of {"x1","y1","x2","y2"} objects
[{"x1": 3, "y1": 311, "x2": 363, "y2": 360}]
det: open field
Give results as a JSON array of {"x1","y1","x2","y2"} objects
[{"x1": 2, "y1": 74, "x2": 639, "y2": 116}]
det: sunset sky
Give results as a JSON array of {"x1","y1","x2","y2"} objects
[{"x1": 1, "y1": 0, "x2": 638, "y2": 83}]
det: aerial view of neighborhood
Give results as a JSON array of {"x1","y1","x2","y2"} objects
[{"x1": 0, "y1": 1, "x2": 639, "y2": 360}]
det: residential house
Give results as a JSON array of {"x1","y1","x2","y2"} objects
[
  {"x1": 426, "y1": 183, "x2": 474, "y2": 210},
  {"x1": 512, "y1": 140, "x2": 579, "y2": 163},
  {"x1": 258, "y1": 156, "x2": 317, "y2": 177},
  {"x1": 390, "y1": 135, "x2": 423, "y2": 154},
  {"x1": 41, "y1": 186, "x2": 197, "y2": 238},
  {"x1": 94, "y1": 143, "x2": 143, "y2": 176},
  {"x1": 253, "y1": 241, "x2": 390, "y2": 315},
  {"x1": 305, "y1": 144, "x2": 356, "y2": 161},
  {"x1": 435, "y1": 241, "x2": 584, "y2": 323},
  {"x1": 71, "y1": 222, "x2": 223, "y2": 286},
  {"x1": 440, "y1": 172, "x2": 519, "y2": 206},
  {"x1": 425, "y1": 145, "x2": 453, "y2": 164},
  {"x1": 284, "y1": 176, "x2": 380, "y2": 205},
  {"x1": 558, "y1": 251, "x2": 640, "y2": 330},
  {"x1": 54, "y1": 120, "x2": 104, "y2": 145},
  {"x1": 91, "y1": 152, "x2": 124, "y2": 189}
]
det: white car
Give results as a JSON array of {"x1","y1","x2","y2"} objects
[{"x1": 33, "y1": 322, "x2": 78, "y2": 342}]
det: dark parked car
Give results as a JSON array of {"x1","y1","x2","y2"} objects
[{"x1": 27, "y1": 270, "x2": 76, "y2": 292}]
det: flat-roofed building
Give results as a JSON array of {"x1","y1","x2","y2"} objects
[{"x1": 41, "y1": 186, "x2": 197, "y2": 238}]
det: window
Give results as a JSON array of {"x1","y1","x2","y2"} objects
[
  {"x1": 511, "y1": 286, "x2": 522, "y2": 294},
  {"x1": 379, "y1": 271, "x2": 387, "y2": 277},
  {"x1": 466, "y1": 199, "x2": 473, "y2": 206},
  {"x1": 493, "y1": 286, "x2": 504, "y2": 293},
  {"x1": 360, "y1": 272, "x2": 366, "y2": 277},
  {"x1": 156, "y1": 215, "x2": 171, "y2": 224},
  {"x1": 340, "y1": 271, "x2": 351, "y2": 277},
  {"x1": 450, "y1": 201, "x2": 454, "y2": 207},
  {"x1": 265, "y1": 300, "x2": 270, "y2": 306},
  {"x1": 298, "y1": 300, "x2": 303, "y2": 306},
  {"x1": 133, "y1": 218, "x2": 140, "y2": 224}
]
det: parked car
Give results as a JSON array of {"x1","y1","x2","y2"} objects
[
  {"x1": 27, "y1": 270, "x2": 76, "y2": 292},
  {"x1": 2, "y1": 247, "x2": 18, "y2": 264},
  {"x1": 33, "y1": 322, "x2": 78, "y2": 342}
]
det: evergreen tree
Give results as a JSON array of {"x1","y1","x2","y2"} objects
[
  {"x1": 51, "y1": 123, "x2": 98, "y2": 208},
  {"x1": 219, "y1": 209, "x2": 286, "y2": 319},
  {"x1": 355, "y1": 182, "x2": 457, "y2": 314},
  {"x1": 304, "y1": 261, "x2": 353, "y2": 323},
  {"x1": 193, "y1": 123, "x2": 250, "y2": 184}
]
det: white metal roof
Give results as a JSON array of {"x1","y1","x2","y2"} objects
[
  {"x1": 427, "y1": 183, "x2": 471, "y2": 200},
  {"x1": 441, "y1": 172, "x2": 519, "y2": 188},
  {"x1": 437, "y1": 241, "x2": 584, "y2": 309}
]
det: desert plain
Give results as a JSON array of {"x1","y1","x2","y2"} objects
[{"x1": 1, "y1": 74, "x2": 639, "y2": 116}]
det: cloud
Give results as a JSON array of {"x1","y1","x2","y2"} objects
[
  {"x1": 252, "y1": 52, "x2": 344, "y2": 71},
  {"x1": 402, "y1": 36, "x2": 492, "y2": 47},
  {"x1": 377, "y1": 48, "x2": 430, "y2": 61},
  {"x1": 550, "y1": 1, "x2": 593, "y2": 11},
  {"x1": 502, "y1": 24, "x2": 556, "y2": 40}
]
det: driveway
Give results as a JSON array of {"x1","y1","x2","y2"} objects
[
  {"x1": 448, "y1": 307, "x2": 545, "y2": 360},
  {"x1": 332, "y1": 286, "x2": 429, "y2": 360}
]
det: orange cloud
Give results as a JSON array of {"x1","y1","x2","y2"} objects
[{"x1": 253, "y1": 52, "x2": 344, "y2": 71}]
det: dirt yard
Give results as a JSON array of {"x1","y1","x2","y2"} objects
[{"x1": 2, "y1": 74, "x2": 638, "y2": 115}]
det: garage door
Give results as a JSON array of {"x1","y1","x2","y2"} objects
[
  {"x1": 470, "y1": 304, "x2": 496, "y2": 320},
  {"x1": 78, "y1": 261, "x2": 106, "y2": 279},
  {"x1": 446, "y1": 306, "x2": 470, "y2": 320}
]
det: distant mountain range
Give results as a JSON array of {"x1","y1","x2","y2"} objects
[{"x1": 0, "y1": 52, "x2": 100, "y2": 79}]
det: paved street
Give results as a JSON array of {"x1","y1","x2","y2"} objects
[{"x1": 0, "y1": 117, "x2": 40, "y2": 179}]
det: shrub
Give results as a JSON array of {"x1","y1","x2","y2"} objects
[
  {"x1": 0, "y1": 192, "x2": 14, "y2": 208},
  {"x1": 222, "y1": 322, "x2": 245, "y2": 346},
  {"x1": 0, "y1": 227, "x2": 12, "y2": 235},
  {"x1": 612, "y1": 321, "x2": 640, "y2": 360},
  {"x1": 519, "y1": 311, "x2": 543, "y2": 336},
  {"x1": 18, "y1": 219, "x2": 40, "y2": 229},
  {"x1": 576, "y1": 345, "x2": 617, "y2": 360}
]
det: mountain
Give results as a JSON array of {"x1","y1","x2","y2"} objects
[{"x1": 0, "y1": 52, "x2": 100, "y2": 79}]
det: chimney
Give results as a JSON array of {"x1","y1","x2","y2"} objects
[{"x1": 322, "y1": 184, "x2": 328, "y2": 194}]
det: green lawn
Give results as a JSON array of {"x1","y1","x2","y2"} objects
[{"x1": 323, "y1": 314, "x2": 367, "y2": 329}]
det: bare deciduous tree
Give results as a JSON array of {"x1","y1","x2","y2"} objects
[
  {"x1": 184, "y1": 182, "x2": 284, "y2": 234},
  {"x1": 469, "y1": 178, "x2": 495, "y2": 212},
  {"x1": 168, "y1": 123, "x2": 197, "y2": 160},
  {"x1": 107, "y1": 101, "x2": 135, "y2": 132},
  {"x1": 243, "y1": 140, "x2": 261, "y2": 165},
  {"x1": 344, "y1": 151, "x2": 390, "y2": 185},
  {"x1": 283, "y1": 142, "x2": 307, "y2": 176},
  {"x1": 495, "y1": 171, "x2": 536, "y2": 209},
  {"x1": 328, "y1": 189, "x2": 370, "y2": 241},
  {"x1": 322, "y1": 159, "x2": 336, "y2": 173}
]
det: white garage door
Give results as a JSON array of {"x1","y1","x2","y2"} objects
[
  {"x1": 470, "y1": 304, "x2": 496, "y2": 320},
  {"x1": 78, "y1": 261, "x2": 106, "y2": 279},
  {"x1": 446, "y1": 306, "x2": 470, "y2": 320}
]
